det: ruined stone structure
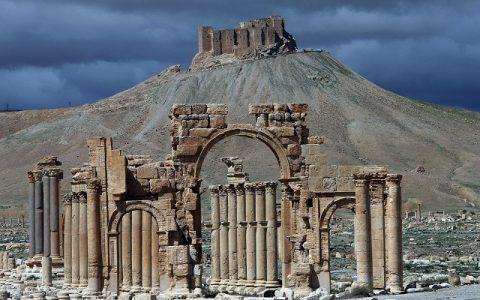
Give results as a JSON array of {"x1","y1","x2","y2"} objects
[
  {"x1": 26, "y1": 156, "x2": 63, "y2": 265},
  {"x1": 49, "y1": 103, "x2": 403, "y2": 298},
  {"x1": 191, "y1": 16, "x2": 297, "y2": 70}
]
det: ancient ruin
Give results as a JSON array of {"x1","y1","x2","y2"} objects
[
  {"x1": 191, "y1": 16, "x2": 297, "y2": 70},
  {"x1": 20, "y1": 103, "x2": 404, "y2": 298}
]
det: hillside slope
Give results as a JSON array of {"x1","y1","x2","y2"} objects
[{"x1": 1, "y1": 51, "x2": 479, "y2": 211}]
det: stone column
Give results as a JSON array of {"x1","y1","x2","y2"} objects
[
  {"x1": 49, "y1": 170, "x2": 61, "y2": 259},
  {"x1": 226, "y1": 184, "x2": 238, "y2": 290},
  {"x1": 34, "y1": 171, "x2": 44, "y2": 256},
  {"x1": 121, "y1": 212, "x2": 132, "y2": 290},
  {"x1": 71, "y1": 193, "x2": 80, "y2": 287},
  {"x1": 265, "y1": 181, "x2": 279, "y2": 287},
  {"x1": 209, "y1": 186, "x2": 221, "y2": 288},
  {"x1": 78, "y1": 192, "x2": 88, "y2": 287},
  {"x1": 245, "y1": 183, "x2": 256, "y2": 293},
  {"x1": 42, "y1": 174, "x2": 51, "y2": 257},
  {"x1": 218, "y1": 187, "x2": 229, "y2": 290},
  {"x1": 86, "y1": 180, "x2": 103, "y2": 294},
  {"x1": 142, "y1": 211, "x2": 152, "y2": 290},
  {"x1": 370, "y1": 178, "x2": 386, "y2": 289},
  {"x1": 385, "y1": 174, "x2": 403, "y2": 293},
  {"x1": 28, "y1": 172, "x2": 36, "y2": 258},
  {"x1": 354, "y1": 177, "x2": 373, "y2": 290},
  {"x1": 63, "y1": 194, "x2": 72, "y2": 287},
  {"x1": 42, "y1": 256, "x2": 52, "y2": 286},
  {"x1": 131, "y1": 210, "x2": 142, "y2": 291},
  {"x1": 235, "y1": 184, "x2": 247, "y2": 292},
  {"x1": 151, "y1": 219, "x2": 160, "y2": 291},
  {"x1": 255, "y1": 183, "x2": 267, "y2": 289}
]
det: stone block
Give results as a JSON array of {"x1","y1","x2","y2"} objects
[
  {"x1": 206, "y1": 104, "x2": 228, "y2": 115},
  {"x1": 274, "y1": 103, "x2": 289, "y2": 112},
  {"x1": 338, "y1": 166, "x2": 353, "y2": 177},
  {"x1": 307, "y1": 136, "x2": 324, "y2": 145},
  {"x1": 136, "y1": 165, "x2": 159, "y2": 179},
  {"x1": 176, "y1": 137, "x2": 204, "y2": 156},
  {"x1": 173, "y1": 264, "x2": 190, "y2": 276},
  {"x1": 184, "y1": 192, "x2": 198, "y2": 211},
  {"x1": 322, "y1": 178, "x2": 337, "y2": 192},
  {"x1": 210, "y1": 115, "x2": 226, "y2": 128},
  {"x1": 172, "y1": 104, "x2": 192, "y2": 116},
  {"x1": 127, "y1": 179, "x2": 149, "y2": 197},
  {"x1": 267, "y1": 126, "x2": 295, "y2": 137},
  {"x1": 288, "y1": 103, "x2": 308, "y2": 113},
  {"x1": 158, "y1": 194, "x2": 174, "y2": 209},
  {"x1": 191, "y1": 104, "x2": 207, "y2": 114},
  {"x1": 150, "y1": 179, "x2": 173, "y2": 194},
  {"x1": 171, "y1": 246, "x2": 190, "y2": 264},
  {"x1": 189, "y1": 128, "x2": 216, "y2": 138},
  {"x1": 337, "y1": 177, "x2": 353, "y2": 192},
  {"x1": 249, "y1": 104, "x2": 274, "y2": 114},
  {"x1": 287, "y1": 144, "x2": 301, "y2": 156}
]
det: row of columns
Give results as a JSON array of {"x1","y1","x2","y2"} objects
[
  {"x1": 209, "y1": 182, "x2": 280, "y2": 294},
  {"x1": 27, "y1": 169, "x2": 62, "y2": 259},
  {"x1": 63, "y1": 180, "x2": 103, "y2": 294},
  {"x1": 354, "y1": 174, "x2": 403, "y2": 293},
  {"x1": 120, "y1": 210, "x2": 160, "y2": 292}
]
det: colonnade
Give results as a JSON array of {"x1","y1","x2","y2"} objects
[
  {"x1": 209, "y1": 181, "x2": 280, "y2": 294},
  {"x1": 63, "y1": 180, "x2": 103, "y2": 294},
  {"x1": 27, "y1": 168, "x2": 62, "y2": 260},
  {"x1": 353, "y1": 174, "x2": 403, "y2": 292},
  {"x1": 120, "y1": 210, "x2": 160, "y2": 292}
]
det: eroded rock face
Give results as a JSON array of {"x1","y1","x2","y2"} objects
[{"x1": 190, "y1": 16, "x2": 297, "y2": 71}]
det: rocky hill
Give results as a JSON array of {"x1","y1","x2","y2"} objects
[{"x1": 1, "y1": 51, "x2": 479, "y2": 211}]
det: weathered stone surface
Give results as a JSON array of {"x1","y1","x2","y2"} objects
[{"x1": 136, "y1": 164, "x2": 159, "y2": 179}]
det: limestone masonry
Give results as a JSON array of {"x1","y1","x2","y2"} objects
[
  {"x1": 191, "y1": 16, "x2": 297, "y2": 70},
  {"x1": 19, "y1": 103, "x2": 403, "y2": 299}
]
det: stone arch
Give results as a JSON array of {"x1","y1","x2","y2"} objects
[
  {"x1": 193, "y1": 126, "x2": 291, "y2": 180},
  {"x1": 108, "y1": 200, "x2": 163, "y2": 234},
  {"x1": 320, "y1": 197, "x2": 355, "y2": 230}
]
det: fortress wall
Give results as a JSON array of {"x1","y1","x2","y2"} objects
[
  {"x1": 198, "y1": 26, "x2": 213, "y2": 52},
  {"x1": 220, "y1": 29, "x2": 234, "y2": 54}
]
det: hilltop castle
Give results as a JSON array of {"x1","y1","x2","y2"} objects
[{"x1": 191, "y1": 16, "x2": 297, "y2": 70}]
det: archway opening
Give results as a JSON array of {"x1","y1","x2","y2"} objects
[
  {"x1": 329, "y1": 207, "x2": 356, "y2": 294},
  {"x1": 117, "y1": 209, "x2": 163, "y2": 292},
  {"x1": 199, "y1": 135, "x2": 283, "y2": 293}
]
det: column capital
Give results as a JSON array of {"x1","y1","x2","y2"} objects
[
  {"x1": 71, "y1": 193, "x2": 80, "y2": 203},
  {"x1": 386, "y1": 174, "x2": 402, "y2": 184},
  {"x1": 27, "y1": 171, "x2": 35, "y2": 183},
  {"x1": 218, "y1": 186, "x2": 227, "y2": 196},
  {"x1": 353, "y1": 177, "x2": 369, "y2": 186},
  {"x1": 63, "y1": 193, "x2": 73, "y2": 205},
  {"x1": 47, "y1": 168, "x2": 63, "y2": 179},
  {"x1": 254, "y1": 182, "x2": 266, "y2": 194},
  {"x1": 86, "y1": 179, "x2": 102, "y2": 192},
  {"x1": 225, "y1": 184, "x2": 236, "y2": 194},
  {"x1": 244, "y1": 183, "x2": 255, "y2": 193},
  {"x1": 209, "y1": 185, "x2": 220, "y2": 194},
  {"x1": 265, "y1": 181, "x2": 277, "y2": 192},
  {"x1": 32, "y1": 171, "x2": 43, "y2": 182},
  {"x1": 78, "y1": 192, "x2": 87, "y2": 204},
  {"x1": 234, "y1": 183, "x2": 245, "y2": 195}
]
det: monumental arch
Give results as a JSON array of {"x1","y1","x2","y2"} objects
[{"x1": 28, "y1": 103, "x2": 403, "y2": 297}]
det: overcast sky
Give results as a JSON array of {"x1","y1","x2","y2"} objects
[{"x1": 1, "y1": 0, "x2": 479, "y2": 111}]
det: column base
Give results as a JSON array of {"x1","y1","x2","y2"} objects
[
  {"x1": 265, "y1": 280, "x2": 281, "y2": 288},
  {"x1": 130, "y1": 286, "x2": 143, "y2": 293}
]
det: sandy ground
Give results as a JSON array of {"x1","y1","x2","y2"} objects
[{"x1": 375, "y1": 285, "x2": 480, "y2": 300}]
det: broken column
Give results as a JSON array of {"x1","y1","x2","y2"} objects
[
  {"x1": 41, "y1": 256, "x2": 52, "y2": 286},
  {"x1": 354, "y1": 175, "x2": 373, "y2": 290},
  {"x1": 385, "y1": 174, "x2": 403, "y2": 293}
]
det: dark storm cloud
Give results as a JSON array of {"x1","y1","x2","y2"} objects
[{"x1": 0, "y1": 0, "x2": 479, "y2": 110}]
